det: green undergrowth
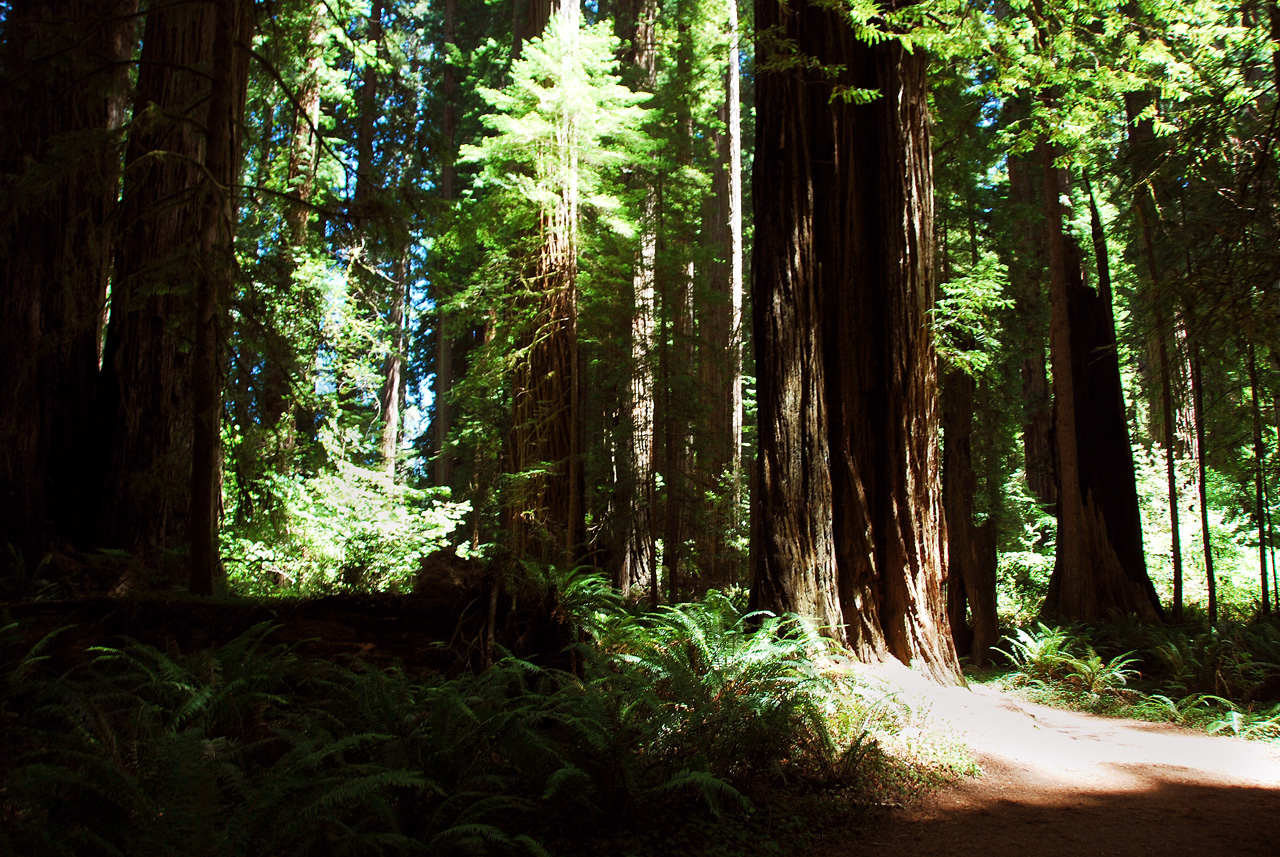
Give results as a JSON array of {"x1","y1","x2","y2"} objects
[
  {"x1": 983, "y1": 618, "x2": 1280, "y2": 741},
  {"x1": 0, "y1": 584, "x2": 967, "y2": 857}
]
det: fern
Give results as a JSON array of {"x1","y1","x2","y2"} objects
[
  {"x1": 1, "y1": 593, "x2": 866, "y2": 854},
  {"x1": 646, "y1": 768, "x2": 751, "y2": 818}
]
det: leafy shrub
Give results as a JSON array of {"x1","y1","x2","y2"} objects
[
  {"x1": 994, "y1": 473, "x2": 1056, "y2": 625},
  {"x1": 222, "y1": 450, "x2": 470, "y2": 595},
  {"x1": 995, "y1": 623, "x2": 1078, "y2": 684},
  {"x1": 1132, "y1": 445, "x2": 1262, "y2": 618},
  {"x1": 996, "y1": 623, "x2": 1138, "y2": 700}
]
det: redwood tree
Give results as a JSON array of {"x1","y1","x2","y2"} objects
[
  {"x1": 0, "y1": 0, "x2": 136, "y2": 561},
  {"x1": 750, "y1": 0, "x2": 959, "y2": 682},
  {"x1": 498, "y1": 3, "x2": 606, "y2": 564},
  {"x1": 615, "y1": 0, "x2": 659, "y2": 596},
  {"x1": 1039, "y1": 144, "x2": 1163, "y2": 622},
  {"x1": 92, "y1": 0, "x2": 251, "y2": 578}
]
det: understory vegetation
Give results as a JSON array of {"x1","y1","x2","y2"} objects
[
  {"x1": 0, "y1": 587, "x2": 966, "y2": 857},
  {"x1": 989, "y1": 618, "x2": 1280, "y2": 742}
]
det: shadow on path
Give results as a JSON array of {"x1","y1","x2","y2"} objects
[
  {"x1": 828, "y1": 777, "x2": 1280, "y2": 856},
  {"x1": 805, "y1": 676, "x2": 1280, "y2": 857}
]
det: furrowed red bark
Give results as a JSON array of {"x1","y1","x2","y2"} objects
[
  {"x1": 614, "y1": 0, "x2": 658, "y2": 596},
  {"x1": 191, "y1": 0, "x2": 252, "y2": 594},
  {"x1": 94, "y1": 0, "x2": 221, "y2": 562},
  {"x1": 751, "y1": 0, "x2": 959, "y2": 682}
]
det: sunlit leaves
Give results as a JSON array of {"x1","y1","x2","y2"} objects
[
  {"x1": 932, "y1": 252, "x2": 1013, "y2": 377},
  {"x1": 462, "y1": 19, "x2": 652, "y2": 238}
]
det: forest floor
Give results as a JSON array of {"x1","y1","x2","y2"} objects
[{"x1": 808, "y1": 667, "x2": 1280, "y2": 857}]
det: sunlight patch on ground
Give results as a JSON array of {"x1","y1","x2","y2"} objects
[{"x1": 840, "y1": 657, "x2": 1280, "y2": 801}]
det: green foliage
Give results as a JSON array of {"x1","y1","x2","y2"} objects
[
  {"x1": 1145, "y1": 621, "x2": 1280, "y2": 702},
  {"x1": 222, "y1": 427, "x2": 471, "y2": 595},
  {"x1": 991, "y1": 617, "x2": 1280, "y2": 740},
  {"x1": 599, "y1": 591, "x2": 836, "y2": 784},
  {"x1": 993, "y1": 473, "x2": 1057, "y2": 624},
  {"x1": 463, "y1": 20, "x2": 651, "y2": 237},
  {"x1": 1132, "y1": 444, "x2": 1264, "y2": 618},
  {"x1": 933, "y1": 252, "x2": 1013, "y2": 377},
  {"x1": 997, "y1": 622, "x2": 1138, "y2": 694}
]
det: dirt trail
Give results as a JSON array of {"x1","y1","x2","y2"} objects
[{"x1": 813, "y1": 670, "x2": 1280, "y2": 857}]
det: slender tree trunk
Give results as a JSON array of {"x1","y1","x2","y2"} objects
[
  {"x1": 505, "y1": 0, "x2": 585, "y2": 564},
  {"x1": 1158, "y1": 320, "x2": 1186, "y2": 621},
  {"x1": 1039, "y1": 142, "x2": 1162, "y2": 623},
  {"x1": 1136, "y1": 194, "x2": 1185, "y2": 623},
  {"x1": 349, "y1": 0, "x2": 405, "y2": 481},
  {"x1": 616, "y1": 0, "x2": 658, "y2": 597},
  {"x1": 285, "y1": 9, "x2": 325, "y2": 246},
  {"x1": 694, "y1": 0, "x2": 744, "y2": 592},
  {"x1": 942, "y1": 366, "x2": 998, "y2": 665},
  {"x1": 434, "y1": 0, "x2": 459, "y2": 488},
  {"x1": 1190, "y1": 341, "x2": 1217, "y2": 623},
  {"x1": 1004, "y1": 137, "x2": 1056, "y2": 513},
  {"x1": 659, "y1": 14, "x2": 697, "y2": 602},
  {"x1": 0, "y1": 0, "x2": 137, "y2": 562},
  {"x1": 726, "y1": 0, "x2": 744, "y2": 513},
  {"x1": 1266, "y1": 419, "x2": 1278, "y2": 615},
  {"x1": 352, "y1": 0, "x2": 383, "y2": 222},
  {"x1": 379, "y1": 252, "x2": 407, "y2": 477},
  {"x1": 1126, "y1": 87, "x2": 1188, "y2": 621},
  {"x1": 1249, "y1": 343, "x2": 1270, "y2": 614},
  {"x1": 191, "y1": 0, "x2": 252, "y2": 595},
  {"x1": 750, "y1": 0, "x2": 959, "y2": 682},
  {"x1": 622, "y1": 184, "x2": 657, "y2": 595},
  {"x1": 662, "y1": 256, "x2": 693, "y2": 602}
]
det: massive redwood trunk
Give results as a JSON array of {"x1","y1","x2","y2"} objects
[
  {"x1": 0, "y1": 0, "x2": 137, "y2": 562},
  {"x1": 1003, "y1": 125, "x2": 1056, "y2": 514},
  {"x1": 92, "y1": 0, "x2": 223, "y2": 561},
  {"x1": 1040, "y1": 145, "x2": 1162, "y2": 622},
  {"x1": 89, "y1": 0, "x2": 250, "y2": 585},
  {"x1": 613, "y1": 0, "x2": 658, "y2": 596},
  {"x1": 750, "y1": 0, "x2": 959, "y2": 682}
]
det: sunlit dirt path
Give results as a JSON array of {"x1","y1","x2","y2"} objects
[{"x1": 809, "y1": 669, "x2": 1280, "y2": 857}]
